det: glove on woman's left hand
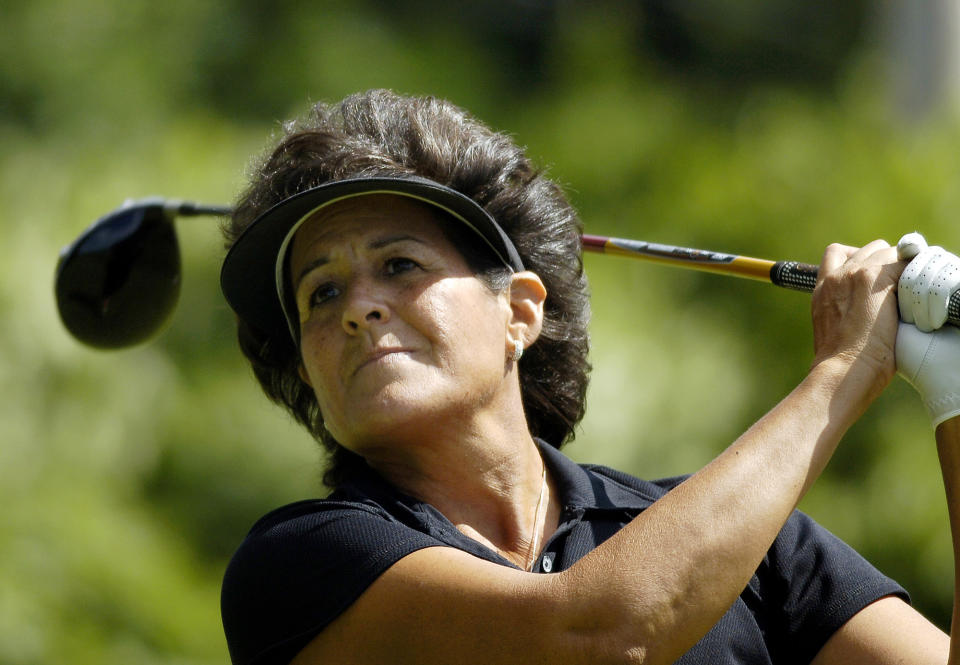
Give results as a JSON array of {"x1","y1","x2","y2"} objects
[
  {"x1": 895, "y1": 233, "x2": 960, "y2": 427},
  {"x1": 897, "y1": 232, "x2": 960, "y2": 332}
]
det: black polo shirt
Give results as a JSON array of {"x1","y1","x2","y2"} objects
[{"x1": 221, "y1": 442, "x2": 907, "y2": 665}]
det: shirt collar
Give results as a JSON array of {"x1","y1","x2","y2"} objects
[
  {"x1": 335, "y1": 440, "x2": 665, "y2": 515},
  {"x1": 537, "y1": 440, "x2": 664, "y2": 512}
]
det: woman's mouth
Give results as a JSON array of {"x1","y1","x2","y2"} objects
[{"x1": 353, "y1": 348, "x2": 413, "y2": 375}]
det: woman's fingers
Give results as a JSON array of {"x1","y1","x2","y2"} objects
[
  {"x1": 899, "y1": 245, "x2": 960, "y2": 332},
  {"x1": 817, "y1": 241, "x2": 900, "y2": 301},
  {"x1": 818, "y1": 243, "x2": 858, "y2": 279},
  {"x1": 818, "y1": 240, "x2": 896, "y2": 283},
  {"x1": 811, "y1": 239, "x2": 903, "y2": 389},
  {"x1": 858, "y1": 239, "x2": 898, "y2": 265}
]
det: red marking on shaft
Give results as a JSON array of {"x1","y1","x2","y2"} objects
[{"x1": 581, "y1": 234, "x2": 608, "y2": 249}]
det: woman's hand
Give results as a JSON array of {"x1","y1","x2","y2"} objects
[
  {"x1": 810, "y1": 240, "x2": 903, "y2": 406},
  {"x1": 893, "y1": 233, "x2": 960, "y2": 427}
]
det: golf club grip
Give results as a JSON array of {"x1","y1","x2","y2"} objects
[
  {"x1": 771, "y1": 260, "x2": 960, "y2": 327},
  {"x1": 770, "y1": 261, "x2": 818, "y2": 293}
]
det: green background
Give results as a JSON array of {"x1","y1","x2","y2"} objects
[{"x1": 4, "y1": 1, "x2": 959, "y2": 662}]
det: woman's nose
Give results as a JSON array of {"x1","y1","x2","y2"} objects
[{"x1": 341, "y1": 288, "x2": 390, "y2": 333}]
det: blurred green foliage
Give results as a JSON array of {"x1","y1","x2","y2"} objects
[{"x1": 4, "y1": 0, "x2": 960, "y2": 662}]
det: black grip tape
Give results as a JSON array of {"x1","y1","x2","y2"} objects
[
  {"x1": 771, "y1": 262, "x2": 960, "y2": 329},
  {"x1": 949, "y1": 291, "x2": 960, "y2": 327},
  {"x1": 770, "y1": 261, "x2": 819, "y2": 293}
]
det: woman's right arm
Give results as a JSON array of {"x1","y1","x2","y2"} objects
[
  {"x1": 292, "y1": 242, "x2": 918, "y2": 665},
  {"x1": 292, "y1": 360, "x2": 884, "y2": 665}
]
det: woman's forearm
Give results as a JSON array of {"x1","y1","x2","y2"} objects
[
  {"x1": 936, "y1": 417, "x2": 960, "y2": 665},
  {"x1": 558, "y1": 357, "x2": 879, "y2": 664}
]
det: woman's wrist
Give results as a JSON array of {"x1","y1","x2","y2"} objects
[{"x1": 803, "y1": 354, "x2": 889, "y2": 431}]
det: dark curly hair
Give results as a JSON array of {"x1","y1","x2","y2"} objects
[{"x1": 223, "y1": 89, "x2": 591, "y2": 488}]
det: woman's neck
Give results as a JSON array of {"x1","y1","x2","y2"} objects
[{"x1": 362, "y1": 423, "x2": 556, "y2": 569}]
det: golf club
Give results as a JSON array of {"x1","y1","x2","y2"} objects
[{"x1": 55, "y1": 203, "x2": 960, "y2": 349}]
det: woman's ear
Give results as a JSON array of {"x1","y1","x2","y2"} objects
[{"x1": 507, "y1": 271, "x2": 547, "y2": 348}]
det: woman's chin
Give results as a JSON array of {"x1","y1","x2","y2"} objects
[
  {"x1": 329, "y1": 385, "x2": 472, "y2": 448},
  {"x1": 329, "y1": 389, "x2": 427, "y2": 435}
]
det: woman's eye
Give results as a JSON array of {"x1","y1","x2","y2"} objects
[
  {"x1": 309, "y1": 283, "x2": 341, "y2": 308},
  {"x1": 385, "y1": 257, "x2": 419, "y2": 275}
]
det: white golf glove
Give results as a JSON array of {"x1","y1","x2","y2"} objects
[
  {"x1": 895, "y1": 232, "x2": 960, "y2": 427},
  {"x1": 897, "y1": 232, "x2": 960, "y2": 332}
]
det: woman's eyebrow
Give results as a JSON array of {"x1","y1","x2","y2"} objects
[
  {"x1": 296, "y1": 256, "x2": 329, "y2": 288},
  {"x1": 367, "y1": 234, "x2": 425, "y2": 250},
  {"x1": 295, "y1": 235, "x2": 428, "y2": 288}
]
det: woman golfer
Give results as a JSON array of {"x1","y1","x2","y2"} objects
[{"x1": 219, "y1": 89, "x2": 960, "y2": 664}]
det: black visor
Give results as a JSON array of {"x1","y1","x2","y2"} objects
[{"x1": 220, "y1": 176, "x2": 524, "y2": 345}]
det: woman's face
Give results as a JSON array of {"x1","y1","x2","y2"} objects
[{"x1": 289, "y1": 194, "x2": 516, "y2": 453}]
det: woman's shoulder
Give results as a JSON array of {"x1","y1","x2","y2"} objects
[
  {"x1": 240, "y1": 464, "x2": 420, "y2": 541},
  {"x1": 243, "y1": 496, "x2": 387, "y2": 539},
  {"x1": 221, "y1": 496, "x2": 446, "y2": 665},
  {"x1": 226, "y1": 482, "x2": 451, "y2": 577},
  {"x1": 575, "y1": 461, "x2": 691, "y2": 505},
  {"x1": 584, "y1": 465, "x2": 689, "y2": 493}
]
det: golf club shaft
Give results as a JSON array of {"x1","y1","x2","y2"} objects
[
  {"x1": 176, "y1": 202, "x2": 233, "y2": 217},
  {"x1": 581, "y1": 233, "x2": 960, "y2": 327}
]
